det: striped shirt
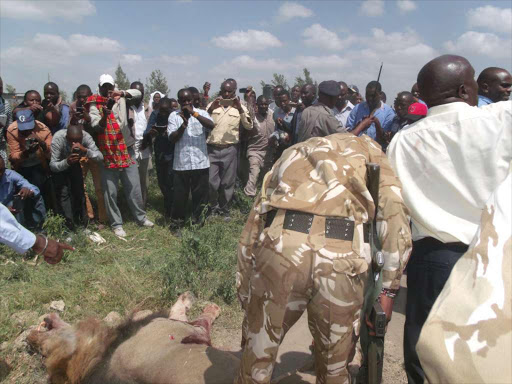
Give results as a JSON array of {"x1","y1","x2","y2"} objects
[{"x1": 167, "y1": 108, "x2": 212, "y2": 171}]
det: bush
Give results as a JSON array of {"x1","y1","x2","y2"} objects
[{"x1": 162, "y1": 215, "x2": 245, "y2": 305}]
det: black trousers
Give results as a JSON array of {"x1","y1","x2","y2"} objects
[
  {"x1": 403, "y1": 237, "x2": 468, "y2": 384},
  {"x1": 53, "y1": 163, "x2": 86, "y2": 229},
  {"x1": 154, "y1": 136, "x2": 174, "y2": 218},
  {"x1": 172, "y1": 168, "x2": 209, "y2": 223}
]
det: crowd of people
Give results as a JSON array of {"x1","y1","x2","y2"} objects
[
  {"x1": 0, "y1": 54, "x2": 511, "y2": 383},
  {"x1": 0, "y1": 68, "x2": 440, "y2": 237}
]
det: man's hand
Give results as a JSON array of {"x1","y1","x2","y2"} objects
[
  {"x1": 102, "y1": 107, "x2": 112, "y2": 117},
  {"x1": 8, "y1": 205, "x2": 17, "y2": 214},
  {"x1": 379, "y1": 294, "x2": 394, "y2": 323},
  {"x1": 28, "y1": 104, "x2": 43, "y2": 113},
  {"x1": 203, "y1": 82, "x2": 211, "y2": 96},
  {"x1": 110, "y1": 90, "x2": 124, "y2": 99},
  {"x1": 149, "y1": 127, "x2": 159, "y2": 138},
  {"x1": 208, "y1": 98, "x2": 222, "y2": 114},
  {"x1": 182, "y1": 105, "x2": 194, "y2": 116},
  {"x1": 276, "y1": 117, "x2": 284, "y2": 128},
  {"x1": 32, "y1": 235, "x2": 74, "y2": 265},
  {"x1": 232, "y1": 97, "x2": 243, "y2": 112},
  {"x1": 67, "y1": 153, "x2": 80, "y2": 165},
  {"x1": 18, "y1": 187, "x2": 34, "y2": 200},
  {"x1": 178, "y1": 113, "x2": 189, "y2": 128},
  {"x1": 72, "y1": 142, "x2": 87, "y2": 155}
]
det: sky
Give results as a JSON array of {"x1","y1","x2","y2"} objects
[{"x1": 1, "y1": 0, "x2": 511, "y2": 101}]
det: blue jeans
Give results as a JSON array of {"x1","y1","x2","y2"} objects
[{"x1": 403, "y1": 237, "x2": 468, "y2": 384}]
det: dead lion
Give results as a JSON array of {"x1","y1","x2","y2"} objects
[{"x1": 27, "y1": 293, "x2": 240, "y2": 384}]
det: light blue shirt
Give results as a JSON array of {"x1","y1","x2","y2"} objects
[
  {"x1": 168, "y1": 108, "x2": 212, "y2": 171},
  {"x1": 0, "y1": 203, "x2": 36, "y2": 253},
  {"x1": 346, "y1": 101, "x2": 396, "y2": 140},
  {"x1": 0, "y1": 169, "x2": 40, "y2": 206},
  {"x1": 478, "y1": 95, "x2": 493, "y2": 107}
]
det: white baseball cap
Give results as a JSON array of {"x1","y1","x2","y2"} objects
[{"x1": 99, "y1": 74, "x2": 115, "y2": 86}]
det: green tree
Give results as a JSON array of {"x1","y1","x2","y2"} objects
[
  {"x1": 115, "y1": 63, "x2": 130, "y2": 90},
  {"x1": 294, "y1": 68, "x2": 317, "y2": 89},
  {"x1": 5, "y1": 84, "x2": 16, "y2": 94},
  {"x1": 260, "y1": 73, "x2": 289, "y2": 91},
  {"x1": 145, "y1": 69, "x2": 169, "y2": 98}
]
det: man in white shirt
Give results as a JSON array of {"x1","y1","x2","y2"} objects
[
  {"x1": 168, "y1": 89, "x2": 214, "y2": 228},
  {"x1": 129, "y1": 82, "x2": 152, "y2": 208},
  {"x1": 388, "y1": 54, "x2": 512, "y2": 384},
  {"x1": 332, "y1": 81, "x2": 354, "y2": 127}
]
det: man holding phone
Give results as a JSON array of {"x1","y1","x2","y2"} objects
[
  {"x1": 87, "y1": 74, "x2": 153, "y2": 237},
  {"x1": 206, "y1": 80, "x2": 252, "y2": 218},
  {"x1": 70, "y1": 84, "x2": 107, "y2": 228},
  {"x1": 168, "y1": 89, "x2": 214, "y2": 228},
  {"x1": 41, "y1": 82, "x2": 69, "y2": 135},
  {"x1": 50, "y1": 125, "x2": 103, "y2": 229}
]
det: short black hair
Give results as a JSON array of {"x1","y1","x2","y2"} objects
[
  {"x1": 188, "y1": 87, "x2": 199, "y2": 94},
  {"x1": 177, "y1": 88, "x2": 191, "y2": 98},
  {"x1": 44, "y1": 82, "x2": 59, "y2": 91},
  {"x1": 366, "y1": 81, "x2": 382, "y2": 93},
  {"x1": 169, "y1": 98, "x2": 177, "y2": 103},
  {"x1": 159, "y1": 97, "x2": 172, "y2": 107},
  {"x1": 130, "y1": 81, "x2": 144, "y2": 89},
  {"x1": 277, "y1": 89, "x2": 290, "y2": 98},
  {"x1": 24, "y1": 90, "x2": 40, "y2": 102},
  {"x1": 76, "y1": 84, "x2": 92, "y2": 93},
  {"x1": 257, "y1": 95, "x2": 268, "y2": 104}
]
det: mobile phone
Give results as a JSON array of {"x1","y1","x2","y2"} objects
[
  {"x1": 76, "y1": 105, "x2": 84, "y2": 113},
  {"x1": 182, "y1": 108, "x2": 191, "y2": 118},
  {"x1": 72, "y1": 147, "x2": 81, "y2": 154},
  {"x1": 12, "y1": 195, "x2": 24, "y2": 212},
  {"x1": 106, "y1": 98, "x2": 116, "y2": 110},
  {"x1": 288, "y1": 102, "x2": 298, "y2": 108},
  {"x1": 220, "y1": 99, "x2": 234, "y2": 107},
  {"x1": 0, "y1": 114, "x2": 7, "y2": 127},
  {"x1": 41, "y1": 99, "x2": 50, "y2": 109}
]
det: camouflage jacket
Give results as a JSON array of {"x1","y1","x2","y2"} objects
[
  {"x1": 417, "y1": 166, "x2": 512, "y2": 384},
  {"x1": 237, "y1": 133, "x2": 412, "y2": 298}
]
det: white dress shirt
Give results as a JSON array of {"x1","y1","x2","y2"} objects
[
  {"x1": 332, "y1": 100, "x2": 354, "y2": 127},
  {"x1": 388, "y1": 101, "x2": 511, "y2": 244},
  {"x1": 131, "y1": 103, "x2": 151, "y2": 160}
]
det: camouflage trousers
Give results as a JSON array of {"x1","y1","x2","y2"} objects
[{"x1": 236, "y1": 210, "x2": 369, "y2": 384}]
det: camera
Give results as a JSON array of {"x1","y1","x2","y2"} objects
[
  {"x1": 106, "y1": 98, "x2": 116, "y2": 110},
  {"x1": 72, "y1": 147, "x2": 81, "y2": 154},
  {"x1": 25, "y1": 137, "x2": 37, "y2": 148},
  {"x1": 41, "y1": 99, "x2": 50, "y2": 110}
]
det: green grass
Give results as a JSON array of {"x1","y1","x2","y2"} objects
[{"x1": 0, "y1": 173, "x2": 252, "y2": 382}]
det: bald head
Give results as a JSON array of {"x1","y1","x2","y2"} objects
[
  {"x1": 66, "y1": 125, "x2": 83, "y2": 146},
  {"x1": 417, "y1": 54, "x2": 478, "y2": 108},
  {"x1": 477, "y1": 67, "x2": 512, "y2": 103}
]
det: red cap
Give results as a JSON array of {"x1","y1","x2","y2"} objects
[{"x1": 407, "y1": 102, "x2": 427, "y2": 116}]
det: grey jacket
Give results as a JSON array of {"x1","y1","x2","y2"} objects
[
  {"x1": 297, "y1": 103, "x2": 347, "y2": 143},
  {"x1": 50, "y1": 129, "x2": 103, "y2": 173}
]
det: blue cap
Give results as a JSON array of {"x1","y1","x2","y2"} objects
[{"x1": 16, "y1": 110, "x2": 35, "y2": 131}]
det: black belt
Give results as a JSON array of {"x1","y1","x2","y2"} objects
[{"x1": 265, "y1": 210, "x2": 369, "y2": 242}]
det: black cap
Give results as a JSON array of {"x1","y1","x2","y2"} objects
[{"x1": 318, "y1": 80, "x2": 341, "y2": 97}]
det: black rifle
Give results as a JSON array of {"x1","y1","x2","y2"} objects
[{"x1": 355, "y1": 163, "x2": 386, "y2": 384}]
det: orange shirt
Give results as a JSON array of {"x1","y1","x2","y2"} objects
[{"x1": 6, "y1": 120, "x2": 52, "y2": 168}]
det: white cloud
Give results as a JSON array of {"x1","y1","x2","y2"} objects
[
  {"x1": 0, "y1": 0, "x2": 95, "y2": 21},
  {"x1": 277, "y1": 2, "x2": 314, "y2": 22},
  {"x1": 396, "y1": 0, "x2": 416, "y2": 13},
  {"x1": 1, "y1": 33, "x2": 121, "y2": 63},
  {"x1": 211, "y1": 30, "x2": 282, "y2": 51},
  {"x1": 444, "y1": 31, "x2": 512, "y2": 60},
  {"x1": 359, "y1": 0, "x2": 384, "y2": 17},
  {"x1": 295, "y1": 55, "x2": 348, "y2": 69},
  {"x1": 302, "y1": 24, "x2": 355, "y2": 51},
  {"x1": 121, "y1": 54, "x2": 142, "y2": 65},
  {"x1": 159, "y1": 55, "x2": 200, "y2": 65},
  {"x1": 467, "y1": 5, "x2": 512, "y2": 35}
]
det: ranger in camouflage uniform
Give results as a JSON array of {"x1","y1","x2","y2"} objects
[
  {"x1": 417, "y1": 167, "x2": 511, "y2": 384},
  {"x1": 235, "y1": 132, "x2": 412, "y2": 384}
]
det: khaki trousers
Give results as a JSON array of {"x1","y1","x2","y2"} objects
[{"x1": 81, "y1": 157, "x2": 107, "y2": 224}]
